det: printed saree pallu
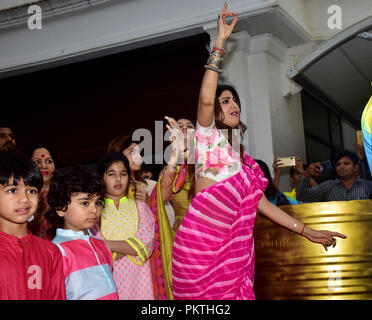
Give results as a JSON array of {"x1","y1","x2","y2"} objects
[{"x1": 148, "y1": 163, "x2": 191, "y2": 300}]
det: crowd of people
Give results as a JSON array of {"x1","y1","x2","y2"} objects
[
  {"x1": 1, "y1": 3, "x2": 359, "y2": 300},
  {"x1": 255, "y1": 149, "x2": 372, "y2": 206}
]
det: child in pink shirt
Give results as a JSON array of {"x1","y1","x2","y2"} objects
[
  {"x1": 0, "y1": 151, "x2": 65, "y2": 300},
  {"x1": 48, "y1": 165, "x2": 118, "y2": 300}
]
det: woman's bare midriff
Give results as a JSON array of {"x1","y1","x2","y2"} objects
[{"x1": 195, "y1": 176, "x2": 218, "y2": 194}]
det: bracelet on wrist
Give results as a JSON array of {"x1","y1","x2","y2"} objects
[
  {"x1": 204, "y1": 45, "x2": 225, "y2": 73},
  {"x1": 213, "y1": 44, "x2": 227, "y2": 55},
  {"x1": 300, "y1": 224, "x2": 306, "y2": 235},
  {"x1": 204, "y1": 64, "x2": 222, "y2": 74},
  {"x1": 212, "y1": 46, "x2": 225, "y2": 55},
  {"x1": 211, "y1": 50, "x2": 224, "y2": 59},
  {"x1": 207, "y1": 55, "x2": 223, "y2": 69}
]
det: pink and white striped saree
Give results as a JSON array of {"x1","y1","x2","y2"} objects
[{"x1": 172, "y1": 154, "x2": 267, "y2": 299}]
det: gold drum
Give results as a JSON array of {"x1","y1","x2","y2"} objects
[{"x1": 254, "y1": 200, "x2": 372, "y2": 300}]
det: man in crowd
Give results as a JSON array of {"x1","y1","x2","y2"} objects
[
  {"x1": 0, "y1": 126, "x2": 16, "y2": 151},
  {"x1": 296, "y1": 150, "x2": 372, "y2": 202},
  {"x1": 273, "y1": 157, "x2": 318, "y2": 204}
]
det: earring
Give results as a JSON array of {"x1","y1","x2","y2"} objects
[{"x1": 28, "y1": 215, "x2": 34, "y2": 222}]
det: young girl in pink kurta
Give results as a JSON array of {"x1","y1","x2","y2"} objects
[{"x1": 97, "y1": 153, "x2": 155, "y2": 300}]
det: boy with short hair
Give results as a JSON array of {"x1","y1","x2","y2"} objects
[
  {"x1": 48, "y1": 165, "x2": 118, "y2": 300},
  {"x1": 0, "y1": 151, "x2": 66, "y2": 300}
]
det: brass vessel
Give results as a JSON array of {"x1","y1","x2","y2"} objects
[{"x1": 254, "y1": 200, "x2": 372, "y2": 300}]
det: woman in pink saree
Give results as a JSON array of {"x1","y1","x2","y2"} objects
[{"x1": 172, "y1": 3, "x2": 347, "y2": 300}]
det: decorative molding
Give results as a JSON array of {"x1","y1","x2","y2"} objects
[
  {"x1": 0, "y1": 1, "x2": 43, "y2": 12},
  {"x1": 283, "y1": 42, "x2": 316, "y2": 97},
  {"x1": 0, "y1": 0, "x2": 111, "y2": 29},
  {"x1": 273, "y1": 5, "x2": 312, "y2": 44},
  {"x1": 227, "y1": 31, "x2": 252, "y2": 53},
  {"x1": 0, "y1": 0, "x2": 315, "y2": 77},
  {"x1": 249, "y1": 33, "x2": 287, "y2": 62}
]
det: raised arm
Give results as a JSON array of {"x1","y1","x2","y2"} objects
[
  {"x1": 197, "y1": 3, "x2": 238, "y2": 127},
  {"x1": 295, "y1": 162, "x2": 328, "y2": 202},
  {"x1": 161, "y1": 116, "x2": 184, "y2": 202},
  {"x1": 296, "y1": 176, "x2": 326, "y2": 202},
  {"x1": 295, "y1": 157, "x2": 319, "y2": 187},
  {"x1": 272, "y1": 158, "x2": 282, "y2": 190}
]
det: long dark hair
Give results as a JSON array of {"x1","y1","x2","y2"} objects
[
  {"x1": 107, "y1": 134, "x2": 146, "y2": 185},
  {"x1": 23, "y1": 144, "x2": 56, "y2": 238},
  {"x1": 24, "y1": 144, "x2": 57, "y2": 166},
  {"x1": 176, "y1": 116, "x2": 196, "y2": 127},
  {"x1": 214, "y1": 85, "x2": 248, "y2": 165},
  {"x1": 97, "y1": 152, "x2": 132, "y2": 196},
  {"x1": 254, "y1": 159, "x2": 277, "y2": 199}
]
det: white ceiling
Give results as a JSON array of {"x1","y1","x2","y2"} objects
[
  {"x1": 234, "y1": 8, "x2": 310, "y2": 48},
  {"x1": 288, "y1": 16, "x2": 372, "y2": 127}
]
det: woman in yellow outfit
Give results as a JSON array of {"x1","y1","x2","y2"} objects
[{"x1": 148, "y1": 116, "x2": 195, "y2": 300}]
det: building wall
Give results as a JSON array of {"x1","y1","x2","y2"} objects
[
  {"x1": 0, "y1": 0, "x2": 277, "y2": 76},
  {"x1": 276, "y1": 0, "x2": 310, "y2": 34},
  {"x1": 267, "y1": 52, "x2": 307, "y2": 192},
  {"x1": 304, "y1": 0, "x2": 372, "y2": 40},
  {"x1": 277, "y1": 0, "x2": 372, "y2": 40},
  {"x1": 0, "y1": 0, "x2": 41, "y2": 11},
  {"x1": 1, "y1": 0, "x2": 371, "y2": 77},
  {"x1": 342, "y1": 120, "x2": 357, "y2": 152}
]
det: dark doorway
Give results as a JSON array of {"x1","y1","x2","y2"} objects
[{"x1": 1, "y1": 32, "x2": 209, "y2": 175}]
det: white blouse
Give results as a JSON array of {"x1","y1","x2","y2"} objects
[{"x1": 195, "y1": 120, "x2": 242, "y2": 183}]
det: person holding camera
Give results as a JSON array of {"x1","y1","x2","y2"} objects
[
  {"x1": 296, "y1": 150, "x2": 372, "y2": 202},
  {"x1": 273, "y1": 157, "x2": 318, "y2": 204}
]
